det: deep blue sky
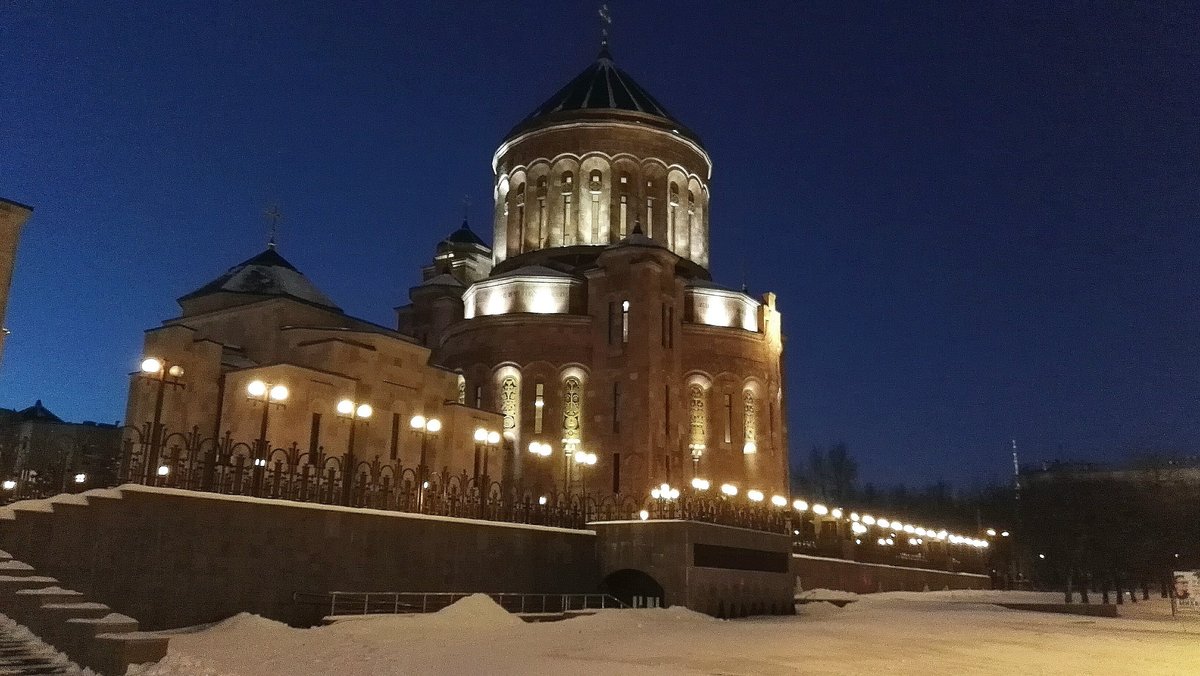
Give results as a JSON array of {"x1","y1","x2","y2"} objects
[{"x1": 1, "y1": 2, "x2": 1196, "y2": 487}]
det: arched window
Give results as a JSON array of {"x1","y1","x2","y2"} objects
[
  {"x1": 689, "y1": 384, "x2": 707, "y2": 452},
  {"x1": 668, "y1": 182, "x2": 680, "y2": 246},
  {"x1": 645, "y1": 180, "x2": 655, "y2": 238},
  {"x1": 457, "y1": 375, "x2": 466, "y2": 405},
  {"x1": 621, "y1": 300, "x2": 630, "y2": 343},
  {"x1": 562, "y1": 376, "x2": 582, "y2": 447},
  {"x1": 589, "y1": 170, "x2": 603, "y2": 244},
  {"x1": 536, "y1": 177, "x2": 548, "y2": 247},
  {"x1": 534, "y1": 381, "x2": 545, "y2": 433},
  {"x1": 619, "y1": 172, "x2": 630, "y2": 238},
  {"x1": 561, "y1": 172, "x2": 574, "y2": 244},
  {"x1": 743, "y1": 390, "x2": 757, "y2": 454},
  {"x1": 514, "y1": 183, "x2": 526, "y2": 254}
]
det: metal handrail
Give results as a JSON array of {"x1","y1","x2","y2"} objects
[{"x1": 293, "y1": 591, "x2": 629, "y2": 617}]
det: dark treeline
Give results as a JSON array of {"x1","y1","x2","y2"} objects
[
  {"x1": 1019, "y1": 455, "x2": 1200, "y2": 603},
  {"x1": 792, "y1": 445, "x2": 1198, "y2": 601},
  {"x1": 791, "y1": 443, "x2": 1010, "y2": 535}
]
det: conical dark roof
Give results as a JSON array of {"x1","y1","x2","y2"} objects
[
  {"x1": 444, "y1": 219, "x2": 487, "y2": 247},
  {"x1": 179, "y1": 247, "x2": 340, "y2": 310},
  {"x1": 506, "y1": 47, "x2": 702, "y2": 145},
  {"x1": 17, "y1": 400, "x2": 62, "y2": 423}
]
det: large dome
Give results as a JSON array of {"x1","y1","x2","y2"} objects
[
  {"x1": 491, "y1": 46, "x2": 712, "y2": 271},
  {"x1": 504, "y1": 47, "x2": 703, "y2": 146}
]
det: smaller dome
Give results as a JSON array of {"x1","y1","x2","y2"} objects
[{"x1": 444, "y1": 219, "x2": 487, "y2": 247}]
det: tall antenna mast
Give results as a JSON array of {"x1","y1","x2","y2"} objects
[{"x1": 1011, "y1": 439, "x2": 1021, "y2": 499}]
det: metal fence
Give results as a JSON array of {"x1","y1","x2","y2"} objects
[
  {"x1": 99, "y1": 425, "x2": 791, "y2": 533},
  {"x1": 297, "y1": 591, "x2": 628, "y2": 617}
]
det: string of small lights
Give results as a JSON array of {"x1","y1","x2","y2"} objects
[{"x1": 638, "y1": 481, "x2": 1003, "y2": 549}]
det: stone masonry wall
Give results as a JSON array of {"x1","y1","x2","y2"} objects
[
  {"x1": 0, "y1": 486, "x2": 598, "y2": 629},
  {"x1": 792, "y1": 553, "x2": 990, "y2": 594}
]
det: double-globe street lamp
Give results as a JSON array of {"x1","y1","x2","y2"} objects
[
  {"x1": 528, "y1": 440, "x2": 597, "y2": 504},
  {"x1": 137, "y1": 357, "x2": 186, "y2": 484},
  {"x1": 337, "y1": 399, "x2": 373, "y2": 507},
  {"x1": 246, "y1": 379, "x2": 288, "y2": 496},
  {"x1": 473, "y1": 428, "x2": 502, "y2": 488},
  {"x1": 410, "y1": 415, "x2": 441, "y2": 511}
]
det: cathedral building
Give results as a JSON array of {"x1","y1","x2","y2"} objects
[
  {"x1": 399, "y1": 46, "x2": 789, "y2": 498},
  {"x1": 126, "y1": 43, "x2": 789, "y2": 503}
]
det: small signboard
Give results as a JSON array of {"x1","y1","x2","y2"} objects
[{"x1": 1171, "y1": 570, "x2": 1200, "y2": 615}]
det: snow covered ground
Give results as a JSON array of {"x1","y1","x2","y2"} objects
[{"x1": 129, "y1": 591, "x2": 1200, "y2": 675}]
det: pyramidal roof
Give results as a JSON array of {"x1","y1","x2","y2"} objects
[
  {"x1": 506, "y1": 46, "x2": 702, "y2": 145},
  {"x1": 179, "y1": 247, "x2": 341, "y2": 311},
  {"x1": 443, "y1": 219, "x2": 487, "y2": 247},
  {"x1": 17, "y1": 400, "x2": 62, "y2": 423}
]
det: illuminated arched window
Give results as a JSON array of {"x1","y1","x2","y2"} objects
[
  {"x1": 561, "y1": 171, "x2": 574, "y2": 245},
  {"x1": 499, "y1": 376, "x2": 519, "y2": 435},
  {"x1": 743, "y1": 390, "x2": 758, "y2": 454},
  {"x1": 645, "y1": 180, "x2": 655, "y2": 238},
  {"x1": 514, "y1": 183, "x2": 526, "y2": 253},
  {"x1": 689, "y1": 383, "x2": 707, "y2": 450},
  {"x1": 668, "y1": 182, "x2": 680, "y2": 246},
  {"x1": 562, "y1": 376, "x2": 582, "y2": 447},
  {"x1": 536, "y1": 177, "x2": 548, "y2": 247},
  {"x1": 618, "y1": 173, "x2": 630, "y2": 238},
  {"x1": 621, "y1": 300, "x2": 630, "y2": 343},
  {"x1": 457, "y1": 375, "x2": 466, "y2": 405},
  {"x1": 589, "y1": 170, "x2": 603, "y2": 244}
]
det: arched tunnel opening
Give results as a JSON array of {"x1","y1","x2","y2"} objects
[{"x1": 599, "y1": 569, "x2": 665, "y2": 609}]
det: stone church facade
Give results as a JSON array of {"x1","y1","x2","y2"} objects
[{"x1": 398, "y1": 47, "x2": 789, "y2": 497}]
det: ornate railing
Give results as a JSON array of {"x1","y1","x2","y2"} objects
[{"x1": 93, "y1": 426, "x2": 793, "y2": 534}]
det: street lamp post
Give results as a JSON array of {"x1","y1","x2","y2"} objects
[
  {"x1": 575, "y1": 451, "x2": 597, "y2": 521},
  {"x1": 473, "y1": 428, "x2": 501, "y2": 488},
  {"x1": 337, "y1": 399, "x2": 373, "y2": 507},
  {"x1": 527, "y1": 440, "x2": 553, "y2": 496},
  {"x1": 137, "y1": 357, "x2": 185, "y2": 484},
  {"x1": 689, "y1": 443, "x2": 705, "y2": 480},
  {"x1": 561, "y1": 439, "x2": 578, "y2": 497},
  {"x1": 247, "y1": 380, "x2": 288, "y2": 496},
  {"x1": 410, "y1": 415, "x2": 441, "y2": 511}
]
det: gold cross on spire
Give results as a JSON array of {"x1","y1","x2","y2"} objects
[
  {"x1": 264, "y1": 205, "x2": 283, "y2": 249},
  {"x1": 599, "y1": 4, "x2": 611, "y2": 48}
]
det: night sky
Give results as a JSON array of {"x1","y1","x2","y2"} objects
[{"x1": 2, "y1": 2, "x2": 1196, "y2": 487}]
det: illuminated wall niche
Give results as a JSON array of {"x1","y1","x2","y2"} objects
[
  {"x1": 463, "y1": 274, "x2": 577, "y2": 318},
  {"x1": 687, "y1": 287, "x2": 760, "y2": 332}
]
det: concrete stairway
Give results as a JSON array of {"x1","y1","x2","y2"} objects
[
  {"x1": 0, "y1": 546, "x2": 167, "y2": 676},
  {"x1": 0, "y1": 621, "x2": 76, "y2": 675}
]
